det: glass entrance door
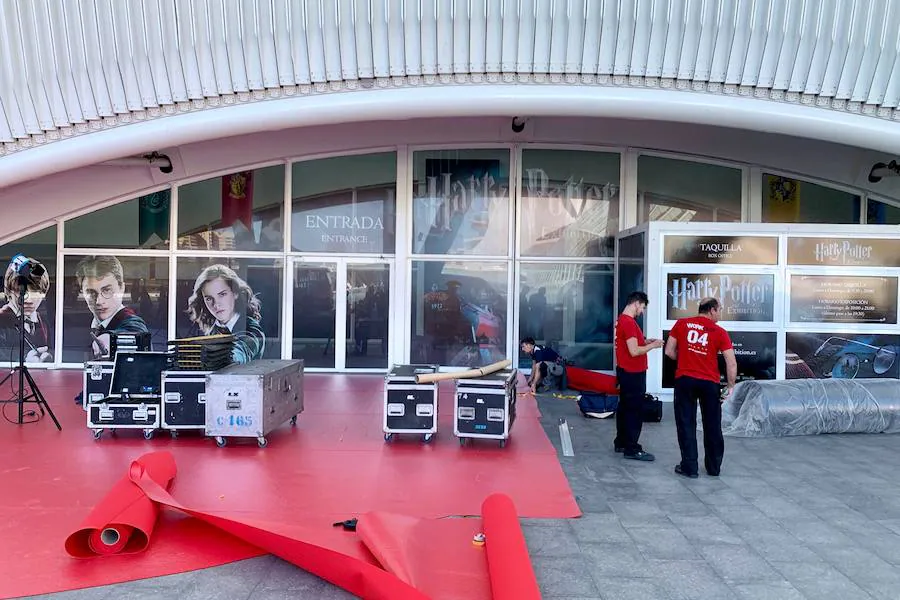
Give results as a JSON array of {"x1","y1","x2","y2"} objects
[{"x1": 290, "y1": 258, "x2": 392, "y2": 370}]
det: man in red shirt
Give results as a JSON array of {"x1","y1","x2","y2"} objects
[
  {"x1": 664, "y1": 297, "x2": 737, "y2": 479},
  {"x1": 614, "y1": 291, "x2": 664, "y2": 461}
]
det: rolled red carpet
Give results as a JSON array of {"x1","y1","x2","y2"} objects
[
  {"x1": 65, "y1": 451, "x2": 429, "y2": 600},
  {"x1": 565, "y1": 366, "x2": 618, "y2": 395},
  {"x1": 64, "y1": 451, "x2": 176, "y2": 558},
  {"x1": 482, "y1": 493, "x2": 542, "y2": 600}
]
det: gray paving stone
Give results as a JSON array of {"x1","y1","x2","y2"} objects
[
  {"x1": 736, "y1": 528, "x2": 822, "y2": 563},
  {"x1": 627, "y1": 525, "x2": 700, "y2": 560},
  {"x1": 532, "y1": 555, "x2": 600, "y2": 597},
  {"x1": 668, "y1": 514, "x2": 745, "y2": 546},
  {"x1": 569, "y1": 513, "x2": 633, "y2": 544},
  {"x1": 580, "y1": 541, "x2": 658, "y2": 579},
  {"x1": 695, "y1": 544, "x2": 783, "y2": 583},
  {"x1": 771, "y1": 561, "x2": 875, "y2": 600},
  {"x1": 522, "y1": 521, "x2": 583, "y2": 556},
  {"x1": 608, "y1": 500, "x2": 670, "y2": 527},
  {"x1": 648, "y1": 559, "x2": 739, "y2": 600},
  {"x1": 729, "y1": 582, "x2": 808, "y2": 600},
  {"x1": 592, "y1": 577, "x2": 672, "y2": 600}
]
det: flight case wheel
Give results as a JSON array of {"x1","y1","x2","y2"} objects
[
  {"x1": 290, "y1": 415, "x2": 298, "y2": 426},
  {"x1": 169, "y1": 430, "x2": 179, "y2": 439},
  {"x1": 257, "y1": 437, "x2": 268, "y2": 448},
  {"x1": 92, "y1": 429, "x2": 102, "y2": 441},
  {"x1": 215, "y1": 436, "x2": 227, "y2": 448},
  {"x1": 143, "y1": 429, "x2": 154, "y2": 440},
  {"x1": 422, "y1": 433, "x2": 434, "y2": 444},
  {"x1": 383, "y1": 433, "x2": 394, "y2": 443},
  {"x1": 499, "y1": 439, "x2": 507, "y2": 448}
]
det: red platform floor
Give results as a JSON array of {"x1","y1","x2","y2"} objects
[{"x1": 0, "y1": 370, "x2": 579, "y2": 598}]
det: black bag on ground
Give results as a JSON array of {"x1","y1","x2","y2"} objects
[
  {"x1": 642, "y1": 393, "x2": 663, "y2": 423},
  {"x1": 577, "y1": 393, "x2": 618, "y2": 419}
]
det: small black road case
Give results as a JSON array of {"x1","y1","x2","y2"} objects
[
  {"x1": 383, "y1": 364, "x2": 439, "y2": 443},
  {"x1": 161, "y1": 370, "x2": 212, "y2": 437},
  {"x1": 454, "y1": 368, "x2": 518, "y2": 447}
]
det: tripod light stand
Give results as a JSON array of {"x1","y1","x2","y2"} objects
[{"x1": 0, "y1": 256, "x2": 61, "y2": 430}]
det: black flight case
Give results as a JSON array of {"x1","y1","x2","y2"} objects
[
  {"x1": 383, "y1": 364, "x2": 439, "y2": 444},
  {"x1": 82, "y1": 361, "x2": 114, "y2": 411},
  {"x1": 87, "y1": 351, "x2": 173, "y2": 441},
  {"x1": 160, "y1": 370, "x2": 212, "y2": 437},
  {"x1": 454, "y1": 368, "x2": 518, "y2": 447}
]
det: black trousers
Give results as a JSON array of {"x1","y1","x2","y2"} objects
[
  {"x1": 673, "y1": 376, "x2": 724, "y2": 476},
  {"x1": 614, "y1": 367, "x2": 646, "y2": 454}
]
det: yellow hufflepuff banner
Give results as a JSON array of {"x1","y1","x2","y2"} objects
[{"x1": 766, "y1": 175, "x2": 801, "y2": 222}]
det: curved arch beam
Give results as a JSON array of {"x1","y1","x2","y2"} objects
[{"x1": 1, "y1": 85, "x2": 898, "y2": 190}]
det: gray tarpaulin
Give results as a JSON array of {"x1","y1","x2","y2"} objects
[{"x1": 721, "y1": 378, "x2": 900, "y2": 437}]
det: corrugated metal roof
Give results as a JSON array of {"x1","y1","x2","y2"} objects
[{"x1": 1, "y1": 0, "x2": 899, "y2": 155}]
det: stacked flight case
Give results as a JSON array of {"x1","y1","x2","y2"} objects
[
  {"x1": 383, "y1": 364, "x2": 439, "y2": 443},
  {"x1": 454, "y1": 368, "x2": 518, "y2": 447},
  {"x1": 86, "y1": 351, "x2": 173, "y2": 440}
]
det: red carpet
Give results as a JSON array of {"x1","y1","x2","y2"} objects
[{"x1": 0, "y1": 370, "x2": 578, "y2": 598}]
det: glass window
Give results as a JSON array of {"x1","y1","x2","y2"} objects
[
  {"x1": 638, "y1": 156, "x2": 742, "y2": 223},
  {"x1": 292, "y1": 262, "x2": 337, "y2": 368},
  {"x1": 867, "y1": 198, "x2": 900, "y2": 224},
  {"x1": 517, "y1": 263, "x2": 615, "y2": 371},
  {"x1": 177, "y1": 165, "x2": 285, "y2": 251},
  {"x1": 346, "y1": 263, "x2": 391, "y2": 369},
  {"x1": 175, "y1": 257, "x2": 283, "y2": 363},
  {"x1": 291, "y1": 153, "x2": 397, "y2": 254},
  {"x1": 65, "y1": 190, "x2": 171, "y2": 250},
  {"x1": 410, "y1": 260, "x2": 508, "y2": 367},
  {"x1": 520, "y1": 149, "x2": 620, "y2": 258},
  {"x1": 61, "y1": 254, "x2": 169, "y2": 363},
  {"x1": 763, "y1": 174, "x2": 860, "y2": 224},
  {"x1": 617, "y1": 232, "x2": 646, "y2": 331},
  {"x1": 0, "y1": 226, "x2": 58, "y2": 364},
  {"x1": 412, "y1": 149, "x2": 510, "y2": 256}
]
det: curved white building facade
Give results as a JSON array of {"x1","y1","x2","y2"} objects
[{"x1": 1, "y1": 0, "x2": 899, "y2": 374}]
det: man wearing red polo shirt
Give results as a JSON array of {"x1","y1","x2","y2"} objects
[
  {"x1": 665, "y1": 297, "x2": 737, "y2": 479},
  {"x1": 614, "y1": 291, "x2": 664, "y2": 462}
]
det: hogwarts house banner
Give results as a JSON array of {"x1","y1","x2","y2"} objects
[
  {"x1": 138, "y1": 191, "x2": 171, "y2": 248},
  {"x1": 766, "y1": 175, "x2": 800, "y2": 222},
  {"x1": 221, "y1": 171, "x2": 254, "y2": 230}
]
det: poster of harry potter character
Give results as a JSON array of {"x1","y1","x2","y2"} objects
[
  {"x1": 183, "y1": 263, "x2": 268, "y2": 364},
  {"x1": 0, "y1": 257, "x2": 53, "y2": 363},
  {"x1": 74, "y1": 255, "x2": 151, "y2": 361}
]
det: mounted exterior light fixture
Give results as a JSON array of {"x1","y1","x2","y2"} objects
[
  {"x1": 868, "y1": 160, "x2": 900, "y2": 183},
  {"x1": 98, "y1": 152, "x2": 173, "y2": 174}
]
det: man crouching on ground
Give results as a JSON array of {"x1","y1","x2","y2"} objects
[{"x1": 521, "y1": 336, "x2": 563, "y2": 394}]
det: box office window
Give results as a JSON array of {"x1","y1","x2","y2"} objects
[
  {"x1": 291, "y1": 153, "x2": 397, "y2": 254},
  {"x1": 763, "y1": 174, "x2": 861, "y2": 224},
  {"x1": 61, "y1": 254, "x2": 169, "y2": 363},
  {"x1": 65, "y1": 191, "x2": 170, "y2": 250},
  {"x1": 518, "y1": 263, "x2": 615, "y2": 371},
  {"x1": 412, "y1": 149, "x2": 511, "y2": 256},
  {"x1": 520, "y1": 149, "x2": 620, "y2": 258},
  {"x1": 174, "y1": 257, "x2": 283, "y2": 362},
  {"x1": 638, "y1": 156, "x2": 742, "y2": 223},
  {"x1": 410, "y1": 260, "x2": 508, "y2": 367},
  {"x1": 0, "y1": 226, "x2": 58, "y2": 364},
  {"x1": 177, "y1": 165, "x2": 285, "y2": 251}
]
